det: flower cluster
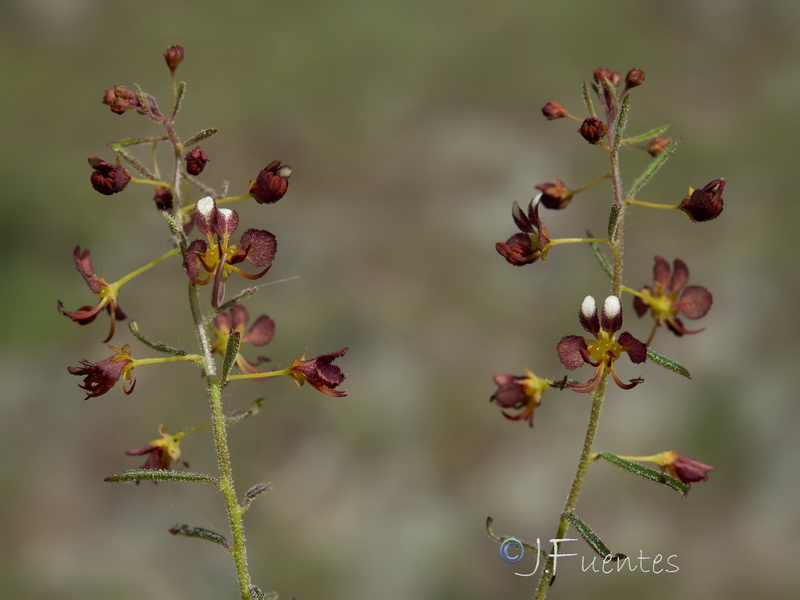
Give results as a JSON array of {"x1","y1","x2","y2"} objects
[{"x1": 183, "y1": 197, "x2": 277, "y2": 307}]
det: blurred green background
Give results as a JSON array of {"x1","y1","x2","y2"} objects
[{"x1": 1, "y1": 0, "x2": 798, "y2": 598}]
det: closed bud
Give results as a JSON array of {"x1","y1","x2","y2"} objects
[
  {"x1": 625, "y1": 68, "x2": 646, "y2": 89},
  {"x1": 88, "y1": 157, "x2": 131, "y2": 195},
  {"x1": 163, "y1": 45, "x2": 185, "y2": 72},
  {"x1": 185, "y1": 146, "x2": 210, "y2": 176},
  {"x1": 153, "y1": 186, "x2": 173, "y2": 211},
  {"x1": 578, "y1": 117, "x2": 606, "y2": 145},
  {"x1": 646, "y1": 136, "x2": 672, "y2": 157},
  {"x1": 594, "y1": 68, "x2": 620, "y2": 87},
  {"x1": 541, "y1": 101, "x2": 567, "y2": 120},
  {"x1": 250, "y1": 160, "x2": 292, "y2": 204}
]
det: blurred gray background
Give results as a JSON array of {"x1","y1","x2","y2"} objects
[{"x1": 1, "y1": 0, "x2": 797, "y2": 598}]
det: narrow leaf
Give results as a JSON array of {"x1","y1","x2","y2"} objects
[
  {"x1": 595, "y1": 452, "x2": 687, "y2": 496},
  {"x1": 486, "y1": 516, "x2": 547, "y2": 557},
  {"x1": 169, "y1": 524, "x2": 229, "y2": 550},
  {"x1": 111, "y1": 143, "x2": 159, "y2": 180},
  {"x1": 104, "y1": 469, "x2": 219, "y2": 486},
  {"x1": 170, "y1": 81, "x2": 186, "y2": 123},
  {"x1": 581, "y1": 80, "x2": 597, "y2": 118},
  {"x1": 221, "y1": 330, "x2": 241, "y2": 383},
  {"x1": 205, "y1": 287, "x2": 259, "y2": 324},
  {"x1": 116, "y1": 135, "x2": 170, "y2": 147},
  {"x1": 613, "y1": 95, "x2": 630, "y2": 151},
  {"x1": 563, "y1": 512, "x2": 625, "y2": 560},
  {"x1": 129, "y1": 321, "x2": 189, "y2": 356},
  {"x1": 646, "y1": 347, "x2": 691, "y2": 379},
  {"x1": 183, "y1": 128, "x2": 218, "y2": 147},
  {"x1": 225, "y1": 397, "x2": 267, "y2": 427},
  {"x1": 626, "y1": 138, "x2": 681, "y2": 199},
  {"x1": 242, "y1": 482, "x2": 273, "y2": 511},
  {"x1": 622, "y1": 124, "x2": 670, "y2": 146},
  {"x1": 608, "y1": 204, "x2": 620, "y2": 240},
  {"x1": 587, "y1": 234, "x2": 613, "y2": 279}
]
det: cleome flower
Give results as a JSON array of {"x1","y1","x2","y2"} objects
[
  {"x1": 679, "y1": 178, "x2": 725, "y2": 222},
  {"x1": 557, "y1": 295, "x2": 647, "y2": 393},
  {"x1": 289, "y1": 348, "x2": 348, "y2": 397},
  {"x1": 495, "y1": 196, "x2": 551, "y2": 266},
  {"x1": 621, "y1": 450, "x2": 714, "y2": 494},
  {"x1": 68, "y1": 344, "x2": 135, "y2": 399},
  {"x1": 88, "y1": 157, "x2": 131, "y2": 195},
  {"x1": 183, "y1": 197, "x2": 277, "y2": 307},
  {"x1": 490, "y1": 369, "x2": 550, "y2": 427},
  {"x1": 210, "y1": 304, "x2": 276, "y2": 373},
  {"x1": 250, "y1": 160, "x2": 292, "y2": 204},
  {"x1": 58, "y1": 246, "x2": 126, "y2": 342},
  {"x1": 125, "y1": 423, "x2": 188, "y2": 473},
  {"x1": 633, "y1": 256, "x2": 713, "y2": 339}
]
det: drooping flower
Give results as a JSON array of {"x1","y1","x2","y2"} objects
[
  {"x1": 289, "y1": 348, "x2": 348, "y2": 397},
  {"x1": 125, "y1": 423, "x2": 188, "y2": 473},
  {"x1": 633, "y1": 256, "x2": 713, "y2": 339},
  {"x1": 557, "y1": 295, "x2": 647, "y2": 393},
  {"x1": 250, "y1": 160, "x2": 292, "y2": 204},
  {"x1": 88, "y1": 157, "x2": 131, "y2": 195},
  {"x1": 68, "y1": 344, "x2": 135, "y2": 399},
  {"x1": 183, "y1": 197, "x2": 277, "y2": 307},
  {"x1": 495, "y1": 197, "x2": 551, "y2": 266},
  {"x1": 58, "y1": 246, "x2": 126, "y2": 342},
  {"x1": 536, "y1": 177, "x2": 574, "y2": 210},
  {"x1": 679, "y1": 179, "x2": 725, "y2": 222},
  {"x1": 490, "y1": 369, "x2": 549, "y2": 427},
  {"x1": 210, "y1": 304, "x2": 276, "y2": 373},
  {"x1": 624, "y1": 450, "x2": 714, "y2": 494}
]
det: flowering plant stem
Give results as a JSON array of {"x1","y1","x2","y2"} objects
[{"x1": 534, "y1": 134, "x2": 625, "y2": 600}]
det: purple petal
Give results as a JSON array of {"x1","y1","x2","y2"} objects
[
  {"x1": 239, "y1": 229, "x2": 277, "y2": 267},
  {"x1": 243, "y1": 315, "x2": 275, "y2": 346},
  {"x1": 557, "y1": 335, "x2": 588, "y2": 370},
  {"x1": 618, "y1": 332, "x2": 647, "y2": 364},
  {"x1": 677, "y1": 285, "x2": 713, "y2": 319}
]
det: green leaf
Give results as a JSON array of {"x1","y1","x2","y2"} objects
[
  {"x1": 129, "y1": 321, "x2": 189, "y2": 356},
  {"x1": 183, "y1": 128, "x2": 218, "y2": 147},
  {"x1": 613, "y1": 95, "x2": 630, "y2": 151},
  {"x1": 581, "y1": 80, "x2": 597, "y2": 118},
  {"x1": 115, "y1": 135, "x2": 170, "y2": 147},
  {"x1": 595, "y1": 452, "x2": 687, "y2": 496},
  {"x1": 621, "y1": 124, "x2": 670, "y2": 145},
  {"x1": 588, "y1": 235, "x2": 613, "y2": 279},
  {"x1": 646, "y1": 347, "x2": 691, "y2": 379},
  {"x1": 225, "y1": 397, "x2": 267, "y2": 427},
  {"x1": 170, "y1": 81, "x2": 186, "y2": 122},
  {"x1": 110, "y1": 143, "x2": 159, "y2": 180},
  {"x1": 563, "y1": 511, "x2": 626, "y2": 560},
  {"x1": 608, "y1": 204, "x2": 620, "y2": 240},
  {"x1": 626, "y1": 138, "x2": 681, "y2": 199},
  {"x1": 221, "y1": 330, "x2": 241, "y2": 383},
  {"x1": 169, "y1": 524, "x2": 229, "y2": 550},
  {"x1": 104, "y1": 469, "x2": 219, "y2": 486}
]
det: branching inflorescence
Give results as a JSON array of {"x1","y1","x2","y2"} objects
[
  {"x1": 488, "y1": 68, "x2": 721, "y2": 599},
  {"x1": 60, "y1": 46, "x2": 347, "y2": 600}
]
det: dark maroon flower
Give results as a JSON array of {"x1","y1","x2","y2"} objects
[
  {"x1": 58, "y1": 246, "x2": 126, "y2": 342},
  {"x1": 250, "y1": 160, "x2": 292, "y2": 204},
  {"x1": 634, "y1": 256, "x2": 713, "y2": 341},
  {"x1": 68, "y1": 344, "x2": 135, "y2": 399},
  {"x1": 650, "y1": 451, "x2": 714, "y2": 493},
  {"x1": 163, "y1": 45, "x2": 185, "y2": 72},
  {"x1": 557, "y1": 295, "x2": 647, "y2": 393},
  {"x1": 183, "y1": 197, "x2": 277, "y2": 307},
  {"x1": 153, "y1": 186, "x2": 173, "y2": 211},
  {"x1": 290, "y1": 348, "x2": 348, "y2": 397},
  {"x1": 495, "y1": 198, "x2": 551, "y2": 266},
  {"x1": 185, "y1": 146, "x2": 210, "y2": 176},
  {"x1": 88, "y1": 157, "x2": 131, "y2": 195},
  {"x1": 490, "y1": 370, "x2": 549, "y2": 427},
  {"x1": 211, "y1": 305, "x2": 276, "y2": 373},
  {"x1": 125, "y1": 424, "x2": 187, "y2": 475},
  {"x1": 578, "y1": 117, "x2": 606, "y2": 145},
  {"x1": 624, "y1": 68, "x2": 646, "y2": 90},
  {"x1": 541, "y1": 101, "x2": 567, "y2": 120},
  {"x1": 680, "y1": 179, "x2": 725, "y2": 222},
  {"x1": 536, "y1": 177, "x2": 573, "y2": 210}
]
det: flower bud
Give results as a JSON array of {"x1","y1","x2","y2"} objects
[
  {"x1": 153, "y1": 186, "x2": 173, "y2": 211},
  {"x1": 578, "y1": 117, "x2": 606, "y2": 145},
  {"x1": 185, "y1": 146, "x2": 210, "y2": 176},
  {"x1": 88, "y1": 157, "x2": 131, "y2": 195},
  {"x1": 541, "y1": 101, "x2": 567, "y2": 120},
  {"x1": 646, "y1": 136, "x2": 672, "y2": 157},
  {"x1": 535, "y1": 177, "x2": 572, "y2": 209},
  {"x1": 250, "y1": 160, "x2": 292, "y2": 204},
  {"x1": 625, "y1": 68, "x2": 646, "y2": 89},
  {"x1": 163, "y1": 45, "x2": 184, "y2": 72},
  {"x1": 680, "y1": 179, "x2": 725, "y2": 222},
  {"x1": 593, "y1": 68, "x2": 620, "y2": 87}
]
